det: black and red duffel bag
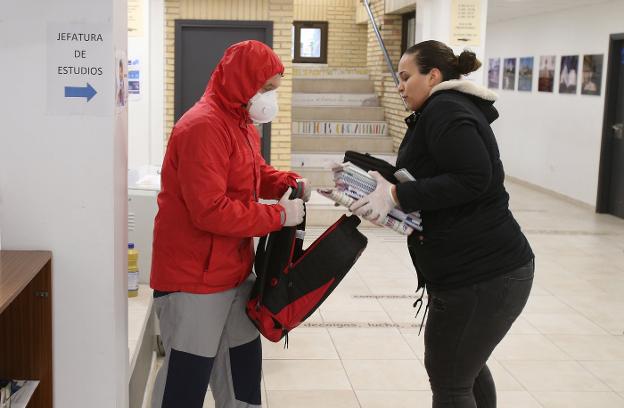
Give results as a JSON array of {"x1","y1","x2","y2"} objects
[{"x1": 246, "y1": 188, "x2": 367, "y2": 343}]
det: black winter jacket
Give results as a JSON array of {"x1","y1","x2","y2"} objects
[{"x1": 395, "y1": 80, "x2": 534, "y2": 291}]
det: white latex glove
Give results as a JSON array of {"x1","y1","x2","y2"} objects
[
  {"x1": 278, "y1": 188, "x2": 305, "y2": 226},
  {"x1": 349, "y1": 171, "x2": 396, "y2": 224},
  {"x1": 296, "y1": 178, "x2": 312, "y2": 202}
]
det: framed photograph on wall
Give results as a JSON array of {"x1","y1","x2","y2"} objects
[
  {"x1": 559, "y1": 55, "x2": 579, "y2": 94},
  {"x1": 503, "y1": 58, "x2": 516, "y2": 90},
  {"x1": 581, "y1": 54, "x2": 603, "y2": 96},
  {"x1": 488, "y1": 58, "x2": 500, "y2": 89},
  {"x1": 518, "y1": 57, "x2": 534, "y2": 91},
  {"x1": 538, "y1": 55, "x2": 556, "y2": 92}
]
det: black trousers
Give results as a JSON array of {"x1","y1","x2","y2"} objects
[{"x1": 424, "y1": 259, "x2": 534, "y2": 408}]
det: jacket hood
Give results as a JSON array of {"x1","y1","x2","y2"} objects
[
  {"x1": 203, "y1": 40, "x2": 284, "y2": 120},
  {"x1": 429, "y1": 79, "x2": 500, "y2": 124}
]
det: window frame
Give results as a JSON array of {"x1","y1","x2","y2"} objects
[
  {"x1": 293, "y1": 21, "x2": 328, "y2": 64},
  {"x1": 401, "y1": 11, "x2": 416, "y2": 55}
]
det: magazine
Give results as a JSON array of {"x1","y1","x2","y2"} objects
[{"x1": 319, "y1": 162, "x2": 423, "y2": 236}]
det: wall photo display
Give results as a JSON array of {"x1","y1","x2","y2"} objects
[
  {"x1": 488, "y1": 58, "x2": 500, "y2": 89},
  {"x1": 581, "y1": 54, "x2": 603, "y2": 96},
  {"x1": 559, "y1": 55, "x2": 579, "y2": 94},
  {"x1": 503, "y1": 58, "x2": 516, "y2": 90},
  {"x1": 518, "y1": 57, "x2": 534, "y2": 92},
  {"x1": 538, "y1": 55, "x2": 556, "y2": 92}
]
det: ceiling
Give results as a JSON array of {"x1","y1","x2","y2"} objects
[{"x1": 487, "y1": 0, "x2": 615, "y2": 23}]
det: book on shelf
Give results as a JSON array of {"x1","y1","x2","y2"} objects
[{"x1": 319, "y1": 162, "x2": 423, "y2": 236}]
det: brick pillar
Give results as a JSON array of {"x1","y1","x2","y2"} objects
[
  {"x1": 268, "y1": 0, "x2": 294, "y2": 170},
  {"x1": 366, "y1": 0, "x2": 408, "y2": 151},
  {"x1": 163, "y1": 0, "x2": 180, "y2": 150}
]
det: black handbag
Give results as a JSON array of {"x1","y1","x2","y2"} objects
[{"x1": 343, "y1": 150, "x2": 399, "y2": 183}]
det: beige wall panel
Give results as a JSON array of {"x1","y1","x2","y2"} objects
[
  {"x1": 294, "y1": 0, "x2": 359, "y2": 20},
  {"x1": 294, "y1": 0, "x2": 327, "y2": 20},
  {"x1": 180, "y1": 0, "x2": 269, "y2": 20},
  {"x1": 385, "y1": 0, "x2": 415, "y2": 14},
  {"x1": 355, "y1": 0, "x2": 368, "y2": 24}
]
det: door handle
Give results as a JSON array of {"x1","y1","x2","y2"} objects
[{"x1": 613, "y1": 123, "x2": 624, "y2": 140}]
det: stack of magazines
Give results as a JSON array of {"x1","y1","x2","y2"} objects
[{"x1": 318, "y1": 162, "x2": 423, "y2": 235}]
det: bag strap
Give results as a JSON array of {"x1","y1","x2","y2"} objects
[
  {"x1": 255, "y1": 181, "x2": 306, "y2": 308},
  {"x1": 292, "y1": 181, "x2": 306, "y2": 260},
  {"x1": 254, "y1": 234, "x2": 273, "y2": 309}
]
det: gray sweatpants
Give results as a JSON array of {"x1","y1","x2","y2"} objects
[{"x1": 151, "y1": 276, "x2": 262, "y2": 408}]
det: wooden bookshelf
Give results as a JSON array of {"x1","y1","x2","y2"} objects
[{"x1": 0, "y1": 250, "x2": 52, "y2": 407}]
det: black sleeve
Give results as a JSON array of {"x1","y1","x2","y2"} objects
[{"x1": 395, "y1": 106, "x2": 493, "y2": 212}]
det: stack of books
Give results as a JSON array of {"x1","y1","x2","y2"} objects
[{"x1": 318, "y1": 162, "x2": 423, "y2": 236}]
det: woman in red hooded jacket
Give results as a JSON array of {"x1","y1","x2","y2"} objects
[{"x1": 150, "y1": 40, "x2": 308, "y2": 408}]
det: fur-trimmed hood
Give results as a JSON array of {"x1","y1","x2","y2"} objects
[
  {"x1": 419, "y1": 79, "x2": 499, "y2": 124},
  {"x1": 430, "y1": 79, "x2": 498, "y2": 101}
]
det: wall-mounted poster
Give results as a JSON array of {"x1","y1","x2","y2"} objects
[
  {"x1": 488, "y1": 58, "x2": 500, "y2": 89},
  {"x1": 128, "y1": 58, "x2": 140, "y2": 100},
  {"x1": 128, "y1": 0, "x2": 144, "y2": 37},
  {"x1": 115, "y1": 50, "x2": 127, "y2": 109},
  {"x1": 581, "y1": 54, "x2": 603, "y2": 96},
  {"x1": 450, "y1": 0, "x2": 482, "y2": 46},
  {"x1": 559, "y1": 55, "x2": 579, "y2": 94},
  {"x1": 538, "y1": 55, "x2": 556, "y2": 92},
  {"x1": 518, "y1": 57, "x2": 534, "y2": 92},
  {"x1": 503, "y1": 58, "x2": 516, "y2": 90}
]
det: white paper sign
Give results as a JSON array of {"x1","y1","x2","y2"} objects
[
  {"x1": 47, "y1": 23, "x2": 112, "y2": 116},
  {"x1": 450, "y1": 0, "x2": 481, "y2": 46}
]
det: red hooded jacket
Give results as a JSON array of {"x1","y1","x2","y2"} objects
[{"x1": 150, "y1": 40, "x2": 300, "y2": 294}]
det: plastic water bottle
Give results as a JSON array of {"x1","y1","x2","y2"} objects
[{"x1": 128, "y1": 243, "x2": 139, "y2": 298}]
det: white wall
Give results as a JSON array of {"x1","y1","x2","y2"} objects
[
  {"x1": 128, "y1": 0, "x2": 165, "y2": 168},
  {"x1": 485, "y1": 0, "x2": 624, "y2": 206},
  {"x1": 416, "y1": 0, "x2": 489, "y2": 85},
  {"x1": 0, "y1": 0, "x2": 129, "y2": 406}
]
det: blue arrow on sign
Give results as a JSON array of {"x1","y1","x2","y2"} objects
[{"x1": 64, "y1": 83, "x2": 97, "y2": 102}]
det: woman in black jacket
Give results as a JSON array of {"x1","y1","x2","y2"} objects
[{"x1": 350, "y1": 40, "x2": 535, "y2": 408}]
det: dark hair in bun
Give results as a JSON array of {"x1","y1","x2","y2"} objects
[
  {"x1": 404, "y1": 40, "x2": 481, "y2": 80},
  {"x1": 457, "y1": 50, "x2": 482, "y2": 75}
]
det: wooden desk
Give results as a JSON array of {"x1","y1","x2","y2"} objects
[{"x1": 0, "y1": 250, "x2": 52, "y2": 407}]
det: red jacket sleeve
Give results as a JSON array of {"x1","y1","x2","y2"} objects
[
  {"x1": 175, "y1": 122, "x2": 285, "y2": 237},
  {"x1": 258, "y1": 154, "x2": 301, "y2": 200}
]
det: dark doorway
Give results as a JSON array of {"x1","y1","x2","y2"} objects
[
  {"x1": 597, "y1": 33, "x2": 624, "y2": 218},
  {"x1": 174, "y1": 20, "x2": 273, "y2": 161}
]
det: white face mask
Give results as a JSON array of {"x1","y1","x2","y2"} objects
[{"x1": 248, "y1": 90, "x2": 279, "y2": 123}]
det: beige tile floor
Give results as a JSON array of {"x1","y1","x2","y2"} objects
[{"x1": 145, "y1": 180, "x2": 624, "y2": 407}]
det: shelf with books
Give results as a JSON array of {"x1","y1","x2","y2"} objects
[{"x1": 0, "y1": 251, "x2": 52, "y2": 408}]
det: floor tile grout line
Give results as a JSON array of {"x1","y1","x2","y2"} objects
[
  {"x1": 532, "y1": 273, "x2": 622, "y2": 335},
  {"x1": 524, "y1": 390, "x2": 547, "y2": 408},
  {"x1": 261, "y1": 370, "x2": 269, "y2": 408},
  {"x1": 494, "y1": 358, "x2": 534, "y2": 396},
  {"x1": 534, "y1": 332, "x2": 578, "y2": 361},
  {"x1": 339, "y1": 253, "x2": 414, "y2": 405},
  {"x1": 577, "y1": 360, "x2": 624, "y2": 395},
  {"x1": 324, "y1": 327, "x2": 364, "y2": 408}
]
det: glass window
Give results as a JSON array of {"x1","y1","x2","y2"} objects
[
  {"x1": 293, "y1": 21, "x2": 328, "y2": 64},
  {"x1": 402, "y1": 11, "x2": 416, "y2": 55},
  {"x1": 300, "y1": 28, "x2": 321, "y2": 58}
]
